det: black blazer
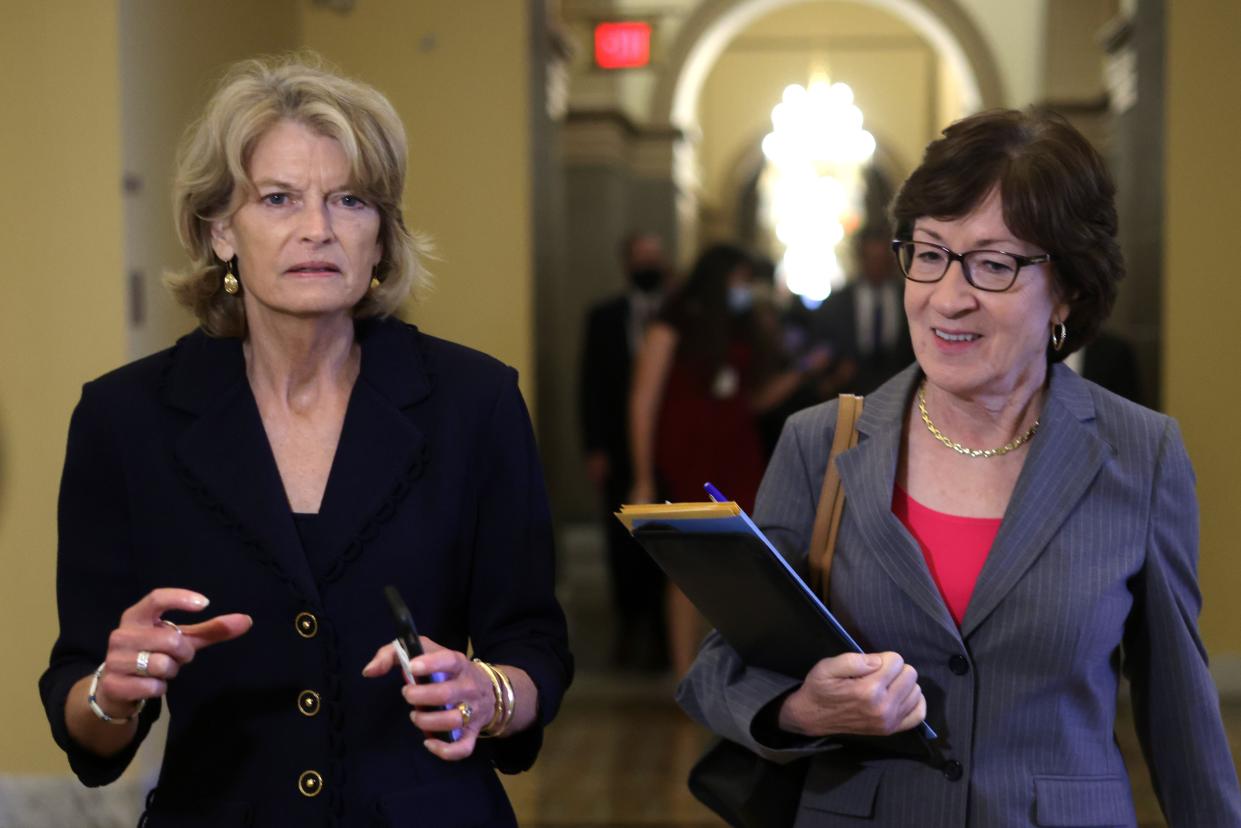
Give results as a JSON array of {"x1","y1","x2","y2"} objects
[
  {"x1": 40, "y1": 318, "x2": 573, "y2": 827},
  {"x1": 811, "y1": 282, "x2": 915, "y2": 396}
]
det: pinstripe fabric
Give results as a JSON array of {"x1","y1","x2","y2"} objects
[{"x1": 677, "y1": 363, "x2": 1241, "y2": 826}]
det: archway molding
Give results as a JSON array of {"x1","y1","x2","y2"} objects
[{"x1": 651, "y1": 0, "x2": 1006, "y2": 131}]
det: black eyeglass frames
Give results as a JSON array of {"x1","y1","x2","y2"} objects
[{"x1": 891, "y1": 239, "x2": 1053, "y2": 293}]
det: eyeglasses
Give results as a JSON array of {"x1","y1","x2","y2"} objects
[{"x1": 891, "y1": 240, "x2": 1053, "y2": 293}]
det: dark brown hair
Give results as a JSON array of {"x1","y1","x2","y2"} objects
[
  {"x1": 891, "y1": 108, "x2": 1122, "y2": 360},
  {"x1": 660, "y1": 244, "x2": 753, "y2": 389}
]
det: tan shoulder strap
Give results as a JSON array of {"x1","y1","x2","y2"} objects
[{"x1": 808, "y1": 394, "x2": 864, "y2": 601}]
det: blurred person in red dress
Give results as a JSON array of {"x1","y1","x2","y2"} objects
[{"x1": 629, "y1": 243, "x2": 828, "y2": 676}]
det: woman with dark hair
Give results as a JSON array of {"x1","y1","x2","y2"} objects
[
  {"x1": 630, "y1": 243, "x2": 823, "y2": 675},
  {"x1": 678, "y1": 110, "x2": 1241, "y2": 825},
  {"x1": 630, "y1": 246, "x2": 761, "y2": 502}
]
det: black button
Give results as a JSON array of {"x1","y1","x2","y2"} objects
[
  {"x1": 943, "y1": 760, "x2": 963, "y2": 781},
  {"x1": 948, "y1": 655, "x2": 970, "y2": 675},
  {"x1": 295, "y1": 612, "x2": 318, "y2": 639},
  {"x1": 298, "y1": 770, "x2": 323, "y2": 797},
  {"x1": 298, "y1": 690, "x2": 321, "y2": 717}
]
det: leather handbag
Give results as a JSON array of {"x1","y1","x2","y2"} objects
[{"x1": 687, "y1": 394, "x2": 864, "y2": 828}]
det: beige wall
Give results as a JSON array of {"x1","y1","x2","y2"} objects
[
  {"x1": 120, "y1": 0, "x2": 301, "y2": 359},
  {"x1": 303, "y1": 0, "x2": 537, "y2": 402},
  {"x1": 1164, "y1": 0, "x2": 1241, "y2": 658},
  {"x1": 1040, "y1": 0, "x2": 1115, "y2": 103},
  {"x1": 951, "y1": 0, "x2": 1046, "y2": 106},
  {"x1": 0, "y1": 4, "x2": 127, "y2": 773}
]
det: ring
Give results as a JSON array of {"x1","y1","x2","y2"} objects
[
  {"x1": 160, "y1": 619, "x2": 181, "y2": 635},
  {"x1": 136, "y1": 650, "x2": 152, "y2": 677},
  {"x1": 457, "y1": 702, "x2": 473, "y2": 728}
]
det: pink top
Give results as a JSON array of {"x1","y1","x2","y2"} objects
[{"x1": 892, "y1": 486, "x2": 1002, "y2": 627}]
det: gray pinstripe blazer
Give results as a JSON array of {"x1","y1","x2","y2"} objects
[{"x1": 678, "y1": 362, "x2": 1241, "y2": 826}]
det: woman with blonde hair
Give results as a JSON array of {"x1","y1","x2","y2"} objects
[{"x1": 40, "y1": 55, "x2": 571, "y2": 826}]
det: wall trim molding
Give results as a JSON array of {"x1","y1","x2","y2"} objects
[
  {"x1": 563, "y1": 109, "x2": 685, "y2": 178},
  {"x1": 565, "y1": 108, "x2": 684, "y2": 141},
  {"x1": 650, "y1": 0, "x2": 1006, "y2": 130}
]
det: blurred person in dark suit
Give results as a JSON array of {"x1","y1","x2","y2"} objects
[
  {"x1": 579, "y1": 232, "x2": 669, "y2": 669},
  {"x1": 750, "y1": 255, "x2": 831, "y2": 458},
  {"x1": 1067, "y1": 328, "x2": 1144, "y2": 405},
  {"x1": 810, "y1": 224, "x2": 916, "y2": 396}
]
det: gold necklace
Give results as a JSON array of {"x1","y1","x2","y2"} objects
[{"x1": 917, "y1": 382, "x2": 1040, "y2": 459}]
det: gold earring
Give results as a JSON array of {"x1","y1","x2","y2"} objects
[
  {"x1": 369, "y1": 276, "x2": 381, "y2": 291},
  {"x1": 1051, "y1": 321, "x2": 1067, "y2": 352},
  {"x1": 223, "y1": 260, "x2": 240, "y2": 296}
]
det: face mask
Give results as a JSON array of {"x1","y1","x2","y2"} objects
[
  {"x1": 630, "y1": 267, "x2": 664, "y2": 293},
  {"x1": 727, "y1": 284, "x2": 754, "y2": 313}
]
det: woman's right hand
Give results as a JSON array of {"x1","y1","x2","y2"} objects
[
  {"x1": 91, "y1": 588, "x2": 253, "y2": 719},
  {"x1": 778, "y1": 651, "x2": 926, "y2": 738}
]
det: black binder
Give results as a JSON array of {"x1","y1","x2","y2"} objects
[
  {"x1": 628, "y1": 519, "x2": 938, "y2": 741},
  {"x1": 634, "y1": 526, "x2": 860, "y2": 677}
]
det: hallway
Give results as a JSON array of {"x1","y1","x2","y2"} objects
[{"x1": 504, "y1": 673, "x2": 718, "y2": 827}]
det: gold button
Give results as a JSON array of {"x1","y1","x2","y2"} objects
[
  {"x1": 298, "y1": 770, "x2": 323, "y2": 797},
  {"x1": 298, "y1": 690, "x2": 321, "y2": 717},
  {"x1": 295, "y1": 612, "x2": 318, "y2": 639}
]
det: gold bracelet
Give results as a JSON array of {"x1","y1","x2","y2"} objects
[
  {"x1": 491, "y1": 663, "x2": 516, "y2": 736},
  {"x1": 472, "y1": 658, "x2": 505, "y2": 737}
]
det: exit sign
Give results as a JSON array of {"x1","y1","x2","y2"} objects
[{"x1": 594, "y1": 22, "x2": 651, "y2": 69}]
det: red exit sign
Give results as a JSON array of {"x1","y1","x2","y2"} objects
[{"x1": 594, "y1": 22, "x2": 651, "y2": 69}]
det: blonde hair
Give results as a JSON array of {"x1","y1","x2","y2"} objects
[{"x1": 168, "y1": 53, "x2": 429, "y2": 337}]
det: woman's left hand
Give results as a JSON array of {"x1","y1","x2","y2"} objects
[{"x1": 362, "y1": 637, "x2": 494, "y2": 761}]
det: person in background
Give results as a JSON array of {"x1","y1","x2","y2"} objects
[
  {"x1": 579, "y1": 232, "x2": 669, "y2": 670},
  {"x1": 1067, "y1": 328, "x2": 1144, "y2": 405},
  {"x1": 750, "y1": 255, "x2": 830, "y2": 458},
  {"x1": 39, "y1": 55, "x2": 571, "y2": 826},
  {"x1": 679, "y1": 108, "x2": 1241, "y2": 825},
  {"x1": 810, "y1": 223, "x2": 916, "y2": 396},
  {"x1": 629, "y1": 243, "x2": 826, "y2": 676}
]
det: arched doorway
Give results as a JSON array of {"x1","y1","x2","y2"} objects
[
  {"x1": 547, "y1": 0, "x2": 1006, "y2": 525},
  {"x1": 653, "y1": 0, "x2": 1003, "y2": 131},
  {"x1": 647, "y1": 0, "x2": 1003, "y2": 264}
]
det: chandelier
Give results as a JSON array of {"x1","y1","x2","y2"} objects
[{"x1": 761, "y1": 79, "x2": 875, "y2": 303}]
